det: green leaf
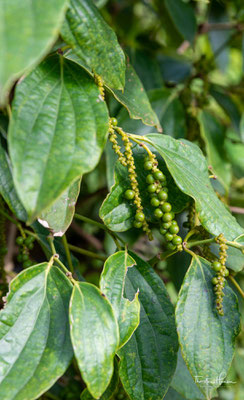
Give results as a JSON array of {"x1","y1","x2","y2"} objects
[
  {"x1": 164, "y1": 388, "x2": 186, "y2": 400},
  {"x1": 175, "y1": 256, "x2": 241, "y2": 398},
  {"x1": 210, "y1": 86, "x2": 241, "y2": 133},
  {"x1": 171, "y1": 350, "x2": 205, "y2": 400},
  {"x1": 164, "y1": 0, "x2": 197, "y2": 44},
  {"x1": 80, "y1": 359, "x2": 119, "y2": 400},
  {"x1": 39, "y1": 178, "x2": 81, "y2": 236},
  {"x1": 144, "y1": 133, "x2": 243, "y2": 240},
  {"x1": 199, "y1": 111, "x2": 231, "y2": 191},
  {"x1": 61, "y1": 0, "x2": 125, "y2": 90},
  {"x1": 224, "y1": 139, "x2": 244, "y2": 179},
  {"x1": 70, "y1": 282, "x2": 119, "y2": 399},
  {"x1": 109, "y1": 61, "x2": 161, "y2": 131},
  {"x1": 118, "y1": 252, "x2": 178, "y2": 400},
  {"x1": 100, "y1": 144, "x2": 189, "y2": 232},
  {"x1": 8, "y1": 55, "x2": 109, "y2": 222},
  {"x1": 100, "y1": 250, "x2": 140, "y2": 348},
  {"x1": 0, "y1": 263, "x2": 73, "y2": 400},
  {"x1": 0, "y1": 137, "x2": 26, "y2": 221},
  {"x1": 0, "y1": 0, "x2": 69, "y2": 105}
]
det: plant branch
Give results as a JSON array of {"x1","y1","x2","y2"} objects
[
  {"x1": 62, "y1": 234, "x2": 74, "y2": 274},
  {"x1": 68, "y1": 243, "x2": 106, "y2": 262},
  {"x1": 228, "y1": 275, "x2": 244, "y2": 299},
  {"x1": 230, "y1": 206, "x2": 244, "y2": 215}
]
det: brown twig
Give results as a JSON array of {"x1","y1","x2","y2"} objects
[{"x1": 229, "y1": 206, "x2": 244, "y2": 215}]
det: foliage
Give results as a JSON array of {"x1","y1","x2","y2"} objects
[{"x1": 0, "y1": 1, "x2": 244, "y2": 400}]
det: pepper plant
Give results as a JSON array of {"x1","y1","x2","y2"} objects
[{"x1": 0, "y1": 1, "x2": 244, "y2": 400}]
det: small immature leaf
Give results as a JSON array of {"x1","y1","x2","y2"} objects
[
  {"x1": 145, "y1": 133, "x2": 243, "y2": 240},
  {"x1": 39, "y1": 178, "x2": 81, "y2": 236},
  {"x1": 100, "y1": 145, "x2": 189, "y2": 232},
  {"x1": 8, "y1": 55, "x2": 109, "y2": 221},
  {"x1": 0, "y1": 137, "x2": 26, "y2": 221},
  {"x1": 61, "y1": 0, "x2": 125, "y2": 90},
  {"x1": 70, "y1": 282, "x2": 119, "y2": 399},
  {"x1": 0, "y1": 263, "x2": 73, "y2": 400},
  {"x1": 80, "y1": 360, "x2": 119, "y2": 400},
  {"x1": 0, "y1": 0, "x2": 69, "y2": 105},
  {"x1": 175, "y1": 256, "x2": 241, "y2": 399},
  {"x1": 118, "y1": 252, "x2": 178, "y2": 400},
  {"x1": 164, "y1": 0, "x2": 197, "y2": 44},
  {"x1": 100, "y1": 251, "x2": 140, "y2": 348}
]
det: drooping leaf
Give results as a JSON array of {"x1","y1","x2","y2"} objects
[
  {"x1": 118, "y1": 252, "x2": 178, "y2": 400},
  {"x1": 0, "y1": 0, "x2": 69, "y2": 105},
  {"x1": 175, "y1": 256, "x2": 241, "y2": 398},
  {"x1": 70, "y1": 282, "x2": 119, "y2": 399},
  {"x1": 61, "y1": 0, "x2": 125, "y2": 90},
  {"x1": 39, "y1": 178, "x2": 81, "y2": 236},
  {"x1": 80, "y1": 359, "x2": 119, "y2": 400},
  {"x1": 199, "y1": 111, "x2": 231, "y2": 191},
  {"x1": 164, "y1": 0, "x2": 197, "y2": 44},
  {"x1": 171, "y1": 350, "x2": 205, "y2": 400},
  {"x1": 100, "y1": 144, "x2": 189, "y2": 232},
  {"x1": 144, "y1": 133, "x2": 243, "y2": 240},
  {"x1": 100, "y1": 250, "x2": 140, "y2": 348},
  {"x1": 0, "y1": 263, "x2": 73, "y2": 400},
  {"x1": 0, "y1": 137, "x2": 26, "y2": 221},
  {"x1": 8, "y1": 55, "x2": 109, "y2": 222}
]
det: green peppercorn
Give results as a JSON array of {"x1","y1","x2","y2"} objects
[
  {"x1": 22, "y1": 253, "x2": 29, "y2": 261},
  {"x1": 151, "y1": 197, "x2": 160, "y2": 207},
  {"x1": 212, "y1": 261, "x2": 221, "y2": 272},
  {"x1": 163, "y1": 212, "x2": 174, "y2": 222},
  {"x1": 171, "y1": 220, "x2": 177, "y2": 226},
  {"x1": 146, "y1": 174, "x2": 155, "y2": 184},
  {"x1": 167, "y1": 242, "x2": 177, "y2": 251},
  {"x1": 162, "y1": 222, "x2": 171, "y2": 229},
  {"x1": 135, "y1": 212, "x2": 145, "y2": 222},
  {"x1": 23, "y1": 260, "x2": 32, "y2": 268},
  {"x1": 212, "y1": 277, "x2": 218, "y2": 285},
  {"x1": 110, "y1": 117, "x2": 118, "y2": 126},
  {"x1": 27, "y1": 242, "x2": 34, "y2": 250},
  {"x1": 133, "y1": 221, "x2": 143, "y2": 229},
  {"x1": 165, "y1": 233, "x2": 173, "y2": 241},
  {"x1": 169, "y1": 225, "x2": 179, "y2": 234},
  {"x1": 153, "y1": 171, "x2": 165, "y2": 181},
  {"x1": 159, "y1": 227, "x2": 167, "y2": 235},
  {"x1": 158, "y1": 190, "x2": 168, "y2": 201},
  {"x1": 154, "y1": 208, "x2": 163, "y2": 219},
  {"x1": 223, "y1": 268, "x2": 229, "y2": 277},
  {"x1": 147, "y1": 184, "x2": 157, "y2": 193},
  {"x1": 24, "y1": 236, "x2": 35, "y2": 246},
  {"x1": 172, "y1": 236, "x2": 182, "y2": 245},
  {"x1": 161, "y1": 202, "x2": 172, "y2": 212},
  {"x1": 124, "y1": 189, "x2": 135, "y2": 200},
  {"x1": 16, "y1": 236, "x2": 24, "y2": 245},
  {"x1": 144, "y1": 161, "x2": 153, "y2": 170}
]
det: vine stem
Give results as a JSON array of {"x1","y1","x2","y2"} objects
[
  {"x1": 0, "y1": 208, "x2": 26, "y2": 237},
  {"x1": 186, "y1": 237, "x2": 244, "y2": 253},
  {"x1": 228, "y1": 276, "x2": 244, "y2": 300},
  {"x1": 47, "y1": 236, "x2": 76, "y2": 284},
  {"x1": 68, "y1": 244, "x2": 106, "y2": 262},
  {"x1": 74, "y1": 213, "x2": 123, "y2": 248},
  {"x1": 62, "y1": 234, "x2": 74, "y2": 274}
]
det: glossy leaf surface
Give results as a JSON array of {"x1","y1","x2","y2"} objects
[
  {"x1": 39, "y1": 178, "x2": 81, "y2": 236},
  {"x1": 70, "y1": 282, "x2": 119, "y2": 399},
  {"x1": 0, "y1": 263, "x2": 73, "y2": 400},
  {"x1": 8, "y1": 56, "x2": 109, "y2": 221},
  {"x1": 175, "y1": 256, "x2": 240, "y2": 398},
  {"x1": 164, "y1": 0, "x2": 197, "y2": 43},
  {"x1": 0, "y1": 0, "x2": 68, "y2": 105},
  {"x1": 61, "y1": 0, "x2": 125, "y2": 90},
  {"x1": 118, "y1": 252, "x2": 178, "y2": 400},
  {"x1": 100, "y1": 251, "x2": 140, "y2": 348},
  {"x1": 145, "y1": 133, "x2": 243, "y2": 240}
]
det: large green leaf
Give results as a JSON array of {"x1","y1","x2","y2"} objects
[
  {"x1": 100, "y1": 251, "x2": 140, "y2": 348},
  {"x1": 118, "y1": 252, "x2": 178, "y2": 400},
  {"x1": 199, "y1": 111, "x2": 231, "y2": 191},
  {"x1": 164, "y1": 0, "x2": 197, "y2": 44},
  {"x1": 61, "y1": 0, "x2": 125, "y2": 90},
  {"x1": 8, "y1": 55, "x2": 109, "y2": 222},
  {"x1": 39, "y1": 178, "x2": 81, "y2": 236},
  {"x1": 144, "y1": 133, "x2": 243, "y2": 240},
  {"x1": 0, "y1": 137, "x2": 26, "y2": 221},
  {"x1": 70, "y1": 282, "x2": 119, "y2": 399},
  {"x1": 100, "y1": 144, "x2": 189, "y2": 232},
  {"x1": 224, "y1": 139, "x2": 244, "y2": 179},
  {"x1": 175, "y1": 256, "x2": 241, "y2": 399},
  {"x1": 0, "y1": 0, "x2": 69, "y2": 105},
  {"x1": 0, "y1": 263, "x2": 73, "y2": 400}
]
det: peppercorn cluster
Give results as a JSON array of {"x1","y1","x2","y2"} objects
[
  {"x1": 108, "y1": 118, "x2": 127, "y2": 166},
  {"x1": 211, "y1": 233, "x2": 229, "y2": 316},
  {"x1": 16, "y1": 234, "x2": 35, "y2": 269},
  {"x1": 94, "y1": 73, "x2": 105, "y2": 101}
]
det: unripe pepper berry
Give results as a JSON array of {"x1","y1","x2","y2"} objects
[
  {"x1": 172, "y1": 236, "x2": 182, "y2": 246},
  {"x1": 163, "y1": 212, "x2": 174, "y2": 222},
  {"x1": 135, "y1": 212, "x2": 145, "y2": 222},
  {"x1": 169, "y1": 225, "x2": 179, "y2": 234},
  {"x1": 162, "y1": 222, "x2": 171, "y2": 229},
  {"x1": 16, "y1": 236, "x2": 24, "y2": 245},
  {"x1": 153, "y1": 171, "x2": 165, "y2": 181},
  {"x1": 151, "y1": 197, "x2": 160, "y2": 207},
  {"x1": 134, "y1": 221, "x2": 143, "y2": 228},
  {"x1": 124, "y1": 189, "x2": 135, "y2": 200},
  {"x1": 147, "y1": 184, "x2": 157, "y2": 193},
  {"x1": 159, "y1": 227, "x2": 167, "y2": 235},
  {"x1": 144, "y1": 161, "x2": 153, "y2": 170},
  {"x1": 146, "y1": 174, "x2": 155, "y2": 184},
  {"x1": 158, "y1": 190, "x2": 168, "y2": 201},
  {"x1": 161, "y1": 202, "x2": 172, "y2": 212},
  {"x1": 212, "y1": 261, "x2": 221, "y2": 272},
  {"x1": 167, "y1": 242, "x2": 177, "y2": 251},
  {"x1": 110, "y1": 117, "x2": 118, "y2": 126},
  {"x1": 154, "y1": 208, "x2": 163, "y2": 219},
  {"x1": 165, "y1": 233, "x2": 173, "y2": 241}
]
